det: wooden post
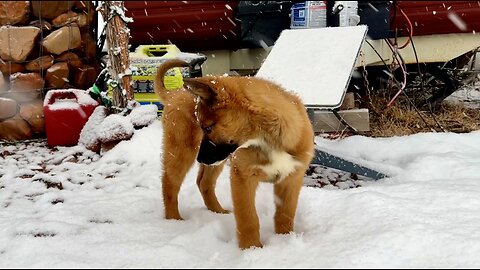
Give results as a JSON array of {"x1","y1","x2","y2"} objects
[{"x1": 98, "y1": 1, "x2": 133, "y2": 108}]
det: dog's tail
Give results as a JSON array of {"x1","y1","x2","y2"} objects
[{"x1": 155, "y1": 59, "x2": 190, "y2": 102}]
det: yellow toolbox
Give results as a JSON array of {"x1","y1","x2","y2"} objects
[{"x1": 128, "y1": 44, "x2": 207, "y2": 110}]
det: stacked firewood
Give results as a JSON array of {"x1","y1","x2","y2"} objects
[{"x1": 0, "y1": 1, "x2": 100, "y2": 141}]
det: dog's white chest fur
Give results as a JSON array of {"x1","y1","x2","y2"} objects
[{"x1": 238, "y1": 139, "x2": 302, "y2": 182}]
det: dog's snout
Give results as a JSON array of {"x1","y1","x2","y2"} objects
[{"x1": 197, "y1": 139, "x2": 239, "y2": 165}]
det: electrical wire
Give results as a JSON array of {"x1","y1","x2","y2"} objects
[
  {"x1": 383, "y1": 38, "x2": 437, "y2": 131},
  {"x1": 396, "y1": 6, "x2": 413, "y2": 49},
  {"x1": 385, "y1": 39, "x2": 407, "y2": 107},
  {"x1": 363, "y1": 4, "x2": 440, "y2": 132},
  {"x1": 365, "y1": 39, "x2": 389, "y2": 67},
  {"x1": 332, "y1": 109, "x2": 360, "y2": 135},
  {"x1": 410, "y1": 33, "x2": 447, "y2": 132}
]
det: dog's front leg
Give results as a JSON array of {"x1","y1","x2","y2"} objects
[
  {"x1": 230, "y1": 149, "x2": 266, "y2": 249},
  {"x1": 273, "y1": 168, "x2": 305, "y2": 234},
  {"x1": 230, "y1": 169, "x2": 262, "y2": 249}
]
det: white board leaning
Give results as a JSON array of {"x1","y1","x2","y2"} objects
[{"x1": 256, "y1": 25, "x2": 368, "y2": 109}]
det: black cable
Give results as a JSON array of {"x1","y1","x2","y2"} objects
[
  {"x1": 365, "y1": 39, "x2": 389, "y2": 67},
  {"x1": 410, "y1": 29, "x2": 424, "y2": 101},
  {"x1": 410, "y1": 36, "x2": 446, "y2": 132},
  {"x1": 382, "y1": 37, "x2": 440, "y2": 131},
  {"x1": 384, "y1": 38, "x2": 407, "y2": 94},
  {"x1": 363, "y1": 26, "x2": 440, "y2": 132},
  {"x1": 332, "y1": 109, "x2": 360, "y2": 135},
  {"x1": 390, "y1": 1, "x2": 397, "y2": 27}
]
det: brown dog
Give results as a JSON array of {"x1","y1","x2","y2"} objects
[{"x1": 155, "y1": 59, "x2": 314, "y2": 249}]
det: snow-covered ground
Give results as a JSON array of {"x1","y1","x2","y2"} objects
[
  {"x1": 2, "y1": 120, "x2": 480, "y2": 268},
  {"x1": 446, "y1": 81, "x2": 480, "y2": 108}
]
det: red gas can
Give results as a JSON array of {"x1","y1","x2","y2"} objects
[{"x1": 43, "y1": 89, "x2": 99, "y2": 147}]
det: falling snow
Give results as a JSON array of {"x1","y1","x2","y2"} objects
[{"x1": 448, "y1": 12, "x2": 468, "y2": 31}]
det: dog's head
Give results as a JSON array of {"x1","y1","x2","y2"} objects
[{"x1": 184, "y1": 77, "x2": 254, "y2": 164}]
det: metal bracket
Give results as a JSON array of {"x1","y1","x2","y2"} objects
[
  {"x1": 307, "y1": 108, "x2": 388, "y2": 181},
  {"x1": 311, "y1": 149, "x2": 388, "y2": 180}
]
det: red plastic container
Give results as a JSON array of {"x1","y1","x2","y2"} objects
[{"x1": 43, "y1": 89, "x2": 98, "y2": 147}]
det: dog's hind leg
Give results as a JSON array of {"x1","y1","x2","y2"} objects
[
  {"x1": 196, "y1": 162, "x2": 229, "y2": 214},
  {"x1": 162, "y1": 156, "x2": 196, "y2": 220},
  {"x1": 161, "y1": 125, "x2": 202, "y2": 220},
  {"x1": 273, "y1": 168, "x2": 306, "y2": 234}
]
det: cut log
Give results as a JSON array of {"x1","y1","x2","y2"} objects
[
  {"x1": 45, "y1": 62, "x2": 69, "y2": 88},
  {"x1": 29, "y1": 20, "x2": 53, "y2": 33},
  {"x1": 10, "y1": 72, "x2": 44, "y2": 90},
  {"x1": 72, "y1": 65, "x2": 96, "y2": 89},
  {"x1": 25, "y1": 55, "x2": 55, "y2": 72},
  {"x1": 9, "y1": 73, "x2": 44, "y2": 103},
  {"x1": 0, "y1": 97, "x2": 18, "y2": 119},
  {"x1": 0, "y1": 26, "x2": 40, "y2": 62},
  {"x1": 52, "y1": 11, "x2": 79, "y2": 28},
  {"x1": 0, "y1": 1, "x2": 30, "y2": 26},
  {"x1": 0, "y1": 71, "x2": 6, "y2": 92},
  {"x1": 75, "y1": 13, "x2": 89, "y2": 29},
  {"x1": 0, "y1": 60, "x2": 25, "y2": 75},
  {"x1": 42, "y1": 25, "x2": 81, "y2": 55},
  {"x1": 19, "y1": 99, "x2": 45, "y2": 134},
  {"x1": 52, "y1": 11, "x2": 90, "y2": 28},
  {"x1": 80, "y1": 32, "x2": 97, "y2": 61},
  {"x1": 74, "y1": 1, "x2": 93, "y2": 11},
  {"x1": 0, "y1": 114, "x2": 33, "y2": 141},
  {"x1": 74, "y1": 1, "x2": 95, "y2": 27},
  {"x1": 31, "y1": 1, "x2": 74, "y2": 19},
  {"x1": 56, "y1": 52, "x2": 83, "y2": 69}
]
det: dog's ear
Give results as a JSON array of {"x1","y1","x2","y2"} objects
[{"x1": 183, "y1": 78, "x2": 215, "y2": 101}]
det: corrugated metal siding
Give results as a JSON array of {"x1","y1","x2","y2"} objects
[
  {"x1": 124, "y1": 1, "x2": 480, "y2": 53},
  {"x1": 391, "y1": 1, "x2": 480, "y2": 36},
  {"x1": 124, "y1": 1, "x2": 240, "y2": 52}
]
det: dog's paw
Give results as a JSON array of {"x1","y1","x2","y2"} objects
[
  {"x1": 165, "y1": 214, "x2": 184, "y2": 221},
  {"x1": 212, "y1": 208, "x2": 230, "y2": 214},
  {"x1": 239, "y1": 241, "x2": 263, "y2": 250},
  {"x1": 206, "y1": 204, "x2": 231, "y2": 214}
]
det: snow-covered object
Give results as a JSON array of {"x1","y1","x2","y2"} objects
[
  {"x1": 256, "y1": 25, "x2": 367, "y2": 109},
  {"x1": 127, "y1": 104, "x2": 158, "y2": 128},
  {"x1": 97, "y1": 113, "x2": 134, "y2": 143},
  {"x1": 43, "y1": 89, "x2": 99, "y2": 147},
  {"x1": 78, "y1": 106, "x2": 109, "y2": 153},
  {"x1": 43, "y1": 89, "x2": 98, "y2": 110}
]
